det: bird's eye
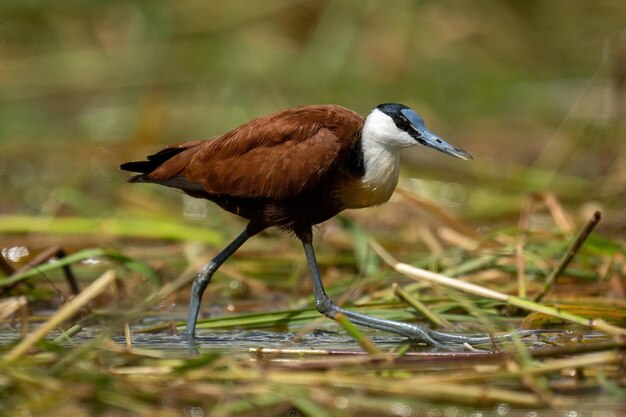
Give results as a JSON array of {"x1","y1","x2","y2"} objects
[{"x1": 396, "y1": 116, "x2": 411, "y2": 130}]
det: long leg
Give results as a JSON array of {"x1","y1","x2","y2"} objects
[
  {"x1": 301, "y1": 234, "x2": 536, "y2": 347},
  {"x1": 186, "y1": 224, "x2": 265, "y2": 337}
]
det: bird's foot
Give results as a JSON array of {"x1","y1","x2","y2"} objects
[
  {"x1": 184, "y1": 329, "x2": 201, "y2": 355},
  {"x1": 408, "y1": 325, "x2": 546, "y2": 350}
]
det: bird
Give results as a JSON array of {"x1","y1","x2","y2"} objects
[{"x1": 121, "y1": 103, "x2": 499, "y2": 346}]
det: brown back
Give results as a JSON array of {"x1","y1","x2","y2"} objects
[{"x1": 148, "y1": 105, "x2": 364, "y2": 200}]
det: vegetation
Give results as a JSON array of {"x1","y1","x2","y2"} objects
[{"x1": 1, "y1": 1, "x2": 625, "y2": 416}]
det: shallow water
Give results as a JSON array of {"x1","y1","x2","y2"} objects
[
  {"x1": 2, "y1": 313, "x2": 623, "y2": 416},
  {"x1": 0, "y1": 301, "x2": 610, "y2": 354},
  {"x1": 120, "y1": 328, "x2": 411, "y2": 354}
]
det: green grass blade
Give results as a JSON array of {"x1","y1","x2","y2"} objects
[
  {"x1": 0, "y1": 248, "x2": 159, "y2": 286},
  {"x1": 0, "y1": 215, "x2": 222, "y2": 243}
]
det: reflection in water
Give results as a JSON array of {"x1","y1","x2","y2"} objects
[
  {"x1": 111, "y1": 328, "x2": 408, "y2": 355},
  {"x1": 0, "y1": 317, "x2": 609, "y2": 356},
  {"x1": 105, "y1": 327, "x2": 607, "y2": 356}
]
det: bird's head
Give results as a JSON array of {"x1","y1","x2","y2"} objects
[{"x1": 363, "y1": 103, "x2": 472, "y2": 160}]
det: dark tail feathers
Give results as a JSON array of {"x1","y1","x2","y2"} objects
[{"x1": 120, "y1": 146, "x2": 189, "y2": 182}]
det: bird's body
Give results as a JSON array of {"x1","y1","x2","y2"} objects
[
  {"x1": 122, "y1": 103, "x2": 482, "y2": 345},
  {"x1": 122, "y1": 105, "x2": 411, "y2": 234}
]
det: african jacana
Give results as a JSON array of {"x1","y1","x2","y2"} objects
[{"x1": 122, "y1": 103, "x2": 498, "y2": 346}]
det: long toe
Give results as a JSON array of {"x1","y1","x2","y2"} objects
[
  {"x1": 408, "y1": 326, "x2": 448, "y2": 349},
  {"x1": 426, "y1": 330, "x2": 490, "y2": 345},
  {"x1": 428, "y1": 328, "x2": 546, "y2": 347}
]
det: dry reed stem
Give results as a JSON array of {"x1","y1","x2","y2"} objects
[
  {"x1": 417, "y1": 225, "x2": 444, "y2": 253},
  {"x1": 370, "y1": 239, "x2": 626, "y2": 336},
  {"x1": 513, "y1": 351, "x2": 621, "y2": 376},
  {"x1": 124, "y1": 322, "x2": 132, "y2": 348},
  {"x1": 0, "y1": 296, "x2": 27, "y2": 321},
  {"x1": 541, "y1": 192, "x2": 576, "y2": 234},
  {"x1": 534, "y1": 210, "x2": 602, "y2": 302},
  {"x1": 394, "y1": 262, "x2": 509, "y2": 301},
  {"x1": 3, "y1": 270, "x2": 116, "y2": 363},
  {"x1": 437, "y1": 226, "x2": 479, "y2": 250},
  {"x1": 395, "y1": 187, "x2": 477, "y2": 238},
  {"x1": 258, "y1": 372, "x2": 554, "y2": 407},
  {"x1": 515, "y1": 240, "x2": 527, "y2": 298}
]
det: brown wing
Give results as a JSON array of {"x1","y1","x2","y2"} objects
[{"x1": 144, "y1": 105, "x2": 364, "y2": 200}]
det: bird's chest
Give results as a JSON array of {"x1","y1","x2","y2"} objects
[{"x1": 338, "y1": 148, "x2": 400, "y2": 209}]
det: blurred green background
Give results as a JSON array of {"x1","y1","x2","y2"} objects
[{"x1": 1, "y1": 0, "x2": 625, "y2": 230}]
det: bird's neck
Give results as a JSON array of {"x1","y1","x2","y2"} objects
[
  {"x1": 361, "y1": 134, "x2": 401, "y2": 193},
  {"x1": 338, "y1": 132, "x2": 401, "y2": 209},
  {"x1": 358, "y1": 110, "x2": 406, "y2": 192}
]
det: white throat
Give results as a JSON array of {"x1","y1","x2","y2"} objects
[
  {"x1": 360, "y1": 134, "x2": 401, "y2": 196},
  {"x1": 360, "y1": 108, "x2": 416, "y2": 189},
  {"x1": 339, "y1": 109, "x2": 413, "y2": 208}
]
